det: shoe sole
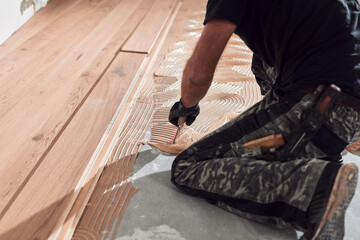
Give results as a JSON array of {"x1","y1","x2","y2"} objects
[{"x1": 312, "y1": 163, "x2": 358, "y2": 240}]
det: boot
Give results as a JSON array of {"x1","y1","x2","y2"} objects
[{"x1": 302, "y1": 163, "x2": 358, "y2": 240}]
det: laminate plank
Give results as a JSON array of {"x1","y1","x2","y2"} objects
[
  {"x1": 0, "y1": 53, "x2": 147, "y2": 240},
  {"x1": 121, "y1": 0, "x2": 178, "y2": 54},
  {"x1": 0, "y1": 0, "x2": 150, "y2": 218}
]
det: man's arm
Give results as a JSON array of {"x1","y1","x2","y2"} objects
[
  {"x1": 168, "y1": 19, "x2": 236, "y2": 127},
  {"x1": 180, "y1": 19, "x2": 237, "y2": 108}
]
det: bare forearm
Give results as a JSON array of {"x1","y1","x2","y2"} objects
[
  {"x1": 180, "y1": 19, "x2": 236, "y2": 108},
  {"x1": 181, "y1": 58, "x2": 212, "y2": 107}
]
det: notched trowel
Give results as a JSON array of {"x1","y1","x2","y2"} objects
[{"x1": 147, "y1": 117, "x2": 192, "y2": 155}]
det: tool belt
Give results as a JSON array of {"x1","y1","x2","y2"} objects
[
  {"x1": 300, "y1": 87, "x2": 360, "y2": 113},
  {"x1": 242, "y1": 85, "x2": 349, "y2": 161}
]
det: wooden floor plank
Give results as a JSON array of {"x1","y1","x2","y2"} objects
[
  {"x1": 56, "y1": 0, "x2": 160, "y2": 238},
  {"x1": 71, "y1": 3, "x2": 182, "y2": 239},
  {"x1": 0, "y1": 53, "x2": 147, "y2": 240},
  {"x1": 0, "y1": 0, "x2": 150, "y2": 218},
  {"x1": 121, "y1": 0, "x2": 178, "y2": 54},
  {"x1": 1, "y1": 0, "x2": 144, "y2": 120},
  {"x1": 0, "y1": 0, "x2": 123, "y2": 119}
]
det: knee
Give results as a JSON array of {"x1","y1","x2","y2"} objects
[
  {"x1": 171, "y1": 155, "x2": 184, "y2": 182},
  {"x1": 170, "y1": 152, "x2": 196, "y2": 186}
]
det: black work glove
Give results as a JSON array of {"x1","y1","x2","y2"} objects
[{"x1": 168, "y1": 100, "x2": 200, "y2": 127}]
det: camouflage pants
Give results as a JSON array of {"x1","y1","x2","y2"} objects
[{"x1": 171, "y1": 87, "x2": 360, "y2": 231}]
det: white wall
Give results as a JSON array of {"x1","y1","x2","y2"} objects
[{"x1": 0, "y1": 0, "x2": 48, "y2": 45}]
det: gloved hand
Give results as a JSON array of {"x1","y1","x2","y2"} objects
[{"x1": 168, "y1": 100, "x2": 200, "y2": 127}]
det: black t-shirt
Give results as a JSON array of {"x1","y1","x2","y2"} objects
[{"x1": 204, "y1": 0, "x2": 360, "y2": 98}]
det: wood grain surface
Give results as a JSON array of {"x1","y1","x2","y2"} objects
[
  {"x1": 71, "y1": 2, "x2": 181, "y2": 239},
  {"x1": 122, "y1": 0, "x2": 177, "y2": 54},
  {"x1": 0, "y1": 0, "x2": 148, "y2": 215},
  {"x1": 0, "y1": 53, "x2": 146, "y2": 240},
  {"x1": 72, "y1": 82, "x2": 155, "y2": 240},
  {"x1": 55, "y1": 0, "x2": 160, "y2": 238},
  {"x1": 0, "y1": 0, "x2": 160, "y2": 238},
  {"x1": 0, "y1": 0, "x2": 123, "y2": 118}
]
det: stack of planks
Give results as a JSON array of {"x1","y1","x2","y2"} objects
[{"x1": 0, "y1": 0, "x2": 179, "y2": 239}]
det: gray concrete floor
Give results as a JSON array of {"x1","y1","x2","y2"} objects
[{"x1": 115, "y1": 131, "x2": 360, "y2": 240}]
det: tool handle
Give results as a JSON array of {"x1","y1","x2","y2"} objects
[
  {"x1": 173, "y1": 117, "x2": 187, "y2": 144},
  {"x1": 243, "y1": 134, "x2": 285, "y2": 149},
  {"x1": 279, "y1": 84, "x2": 341, "y2": 161},
  {"x1": 315, "y1": 84, "x2": 341, "y2": 114}
]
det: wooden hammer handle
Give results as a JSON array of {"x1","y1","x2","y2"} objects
[{"x1": 243, "y1": 134, "x2": 285, "y2": 149}]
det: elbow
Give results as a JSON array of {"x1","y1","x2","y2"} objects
[
  {"x1": 188, "y1": 74, "x2": 212, "y2": 87},
  {"x1": 184, "y1": 57, "x2": 214, "y2": 87},
  {"x1": 186, "y1": 65, "x2": 213, "y2": 87}
]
